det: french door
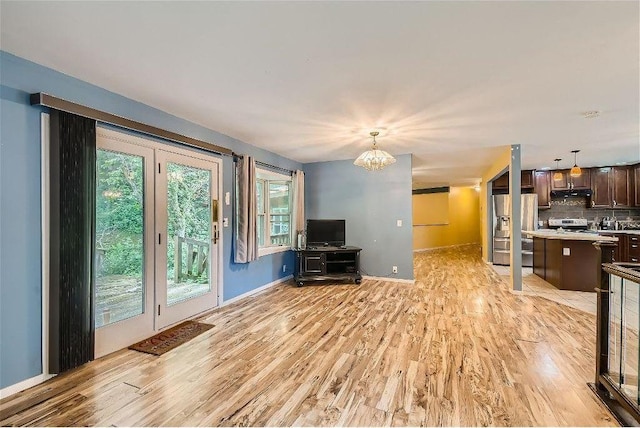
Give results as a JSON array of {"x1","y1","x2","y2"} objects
[
  {"x1": 156, "y1": 151, "x2": 219, "y2": 329},
  {"x1": 94, "y1": 130, "x2": 221, "y2": 357}
]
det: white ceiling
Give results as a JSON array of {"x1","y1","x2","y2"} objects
[{"x1": 1, "y1": 1, "x2": 639, "y2": 187}]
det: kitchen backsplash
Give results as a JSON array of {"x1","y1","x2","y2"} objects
[{"x1": 538, "y1": 196, "x2": 640, "y2": 227}]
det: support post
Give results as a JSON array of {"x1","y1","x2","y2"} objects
[{"x1": 509, "y1": 145, "x2": 522, "y2": 291}]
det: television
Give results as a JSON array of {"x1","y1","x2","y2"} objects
[{"x1": 306, "y1": 219, "x2": 346, "y2": 247}]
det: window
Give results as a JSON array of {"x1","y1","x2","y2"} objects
[{"x1": 256, "y1": 169, "x2": 292, "y2": 256}]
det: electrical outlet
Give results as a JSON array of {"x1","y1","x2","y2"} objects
[
  {"x1": 283, "y1": 264, "x2": 287, "y2": 273},
  {"x1": 397, "y1": 220, "x2": 402, "y2": 227},
  {"x1": 392, "y1": 266, "x2": 398, "y2": 274}
]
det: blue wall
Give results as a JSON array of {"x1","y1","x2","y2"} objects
[
  {"x1": 0, "y1": 51, "x2": 300, "y2": 389},
  {"x1": 304, "y1": 155, "x2": 414, "y2": 281}
]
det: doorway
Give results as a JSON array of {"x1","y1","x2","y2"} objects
[{"x1": 94, "y1": 129, "x2": 221, "y2": 357}]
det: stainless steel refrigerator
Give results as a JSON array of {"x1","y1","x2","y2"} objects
[{"x1": 492, "y1": 194, "x2": 538, "y2": 267}]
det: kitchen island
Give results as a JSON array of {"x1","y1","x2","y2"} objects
[{"x1": 525, "y1": 230, "x2": 618, "y2": 292}]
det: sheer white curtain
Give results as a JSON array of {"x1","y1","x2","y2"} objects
[
  {"x1": 234, "y1": 156, "x2": 258, "y2": 263},
  {"x1": 291, "y1": 170, "x2": 305, "y2": 246}
]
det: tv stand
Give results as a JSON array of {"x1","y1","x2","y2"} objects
[{"x1": 293, "y1": 246, "x2": 362, "y2": 287}]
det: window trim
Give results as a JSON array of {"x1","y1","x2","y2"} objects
[{"x1": 256, "y1": 168, "x2": 292, "y2": 257}]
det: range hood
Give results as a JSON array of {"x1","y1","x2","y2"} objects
[{"x1": 550, "y1": 188, "x2": 592, "y2": 198}]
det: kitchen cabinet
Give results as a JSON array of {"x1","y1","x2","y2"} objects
[
  {"x1": 493, "y1": 172, "x2": 509, "y2": 190},
  {"x1": 598, "y1": 232, "x2": 640, "y2": 263},
  {"x1": 550, "y1": 169, "x2": 591, "y2": 190},
  {"x1": 534, "y1": 170, "x2": 551, "y2": 209},
  {"x1": 635, "y1": 164, "x2": 640, "y2": 207},
  {"x1": 492, "y1": 170, "x2": 535, "y2": 193},
  {"x1": 613, "y1": 166, "x2": 633, "y2": 208},
  {"x1": 591, "y1": 166, "x2": 633, "y2": 208},
  {"x1": 521, "y1": 170, "x2": 535, "y2": 188},
  {"x1": 592, "y1": 167, "x2": 613, "y2": 208},
  {"x1": 628, "y1": 234, "x2": 640, "y2": 263}
]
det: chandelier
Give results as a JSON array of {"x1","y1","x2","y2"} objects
[{"x1": 353, "y1": 131, "x2": 396, "y2": 171}]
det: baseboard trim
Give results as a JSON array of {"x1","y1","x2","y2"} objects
[
  {"x1": 0, "y1": 373, "x2": 56, "y2": 399},
  {"x1": 221, "y1": 275, "x2": 293, "y2": 307},
  {"x1": 414, "y1": 243, "x2": 479, "y2": 252},
  {"x1": 362, "y1": 275, "x2": 415, "y2": 284}
]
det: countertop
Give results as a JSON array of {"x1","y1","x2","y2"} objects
[
  {"x1": 524, "y1": 230, "x2": 619, "y2": 242},
  {"x1": 596, "y1": 229, "x2": 640, "y2": 236}
]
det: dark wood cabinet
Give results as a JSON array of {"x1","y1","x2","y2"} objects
[
  {"x1": 533, "y1": 236, "x2": 600, "y2": 292},
  {"x1": 612, "y1": 166, "x2": 632, "y2": 208},
  {"x1": 598, "y1": 232, "x2": 640, "y2": 263},
  {"x1": 294, "y1": 246, "x2": 362, "y2": 286},
  {"x1": 550, "y1": 170, "x2": 570, "y2": 190},
  {"x1": 521, "y1": 170, "x2": 535, "y2": 188},
  {"x1": 591, "y1": 167, "x2": 613, "y2": 208},
  {"x1": 571, "y1": 169, "x2": 591, "y2": 189},
  {"x1": 628, "y1": 234, "x2": 639, "y2": 263},
  {"x1": 591, "y1": 166, "x2": 633, "y2": 208},
  {"x1": 634, "y1": 164, "x2": 640, "y2": 207},
  {"x1": 492, "y1": 172, "x2": 509, "y2": 190},
  {"x1": 492, "y1": 170, "x2": 535, "y2": 192},
  {"x1": 550, "y1": 169, "x2": 591, "y2": 190},
  {"x1": 534, "y1": 170, "x2": 551, "y2": 209},
  {"x1": 533, "y1": 237, "x2": 546, "y2": 278}
]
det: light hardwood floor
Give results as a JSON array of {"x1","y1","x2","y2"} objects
[{"x1": 0, "y1": 245, "x2": 615, "y2": 426}]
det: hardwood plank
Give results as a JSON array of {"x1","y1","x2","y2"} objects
[{"x1": 0, "y1": 245, "x2": 616, "y2": 426}]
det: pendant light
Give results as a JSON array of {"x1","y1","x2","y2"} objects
[
  {"x1": 570, "y1": 150, "x2": 582, "y2": 177},
  {"x1": 552, "y1": 158, "x2": 563, "y2": 181},
  {"x1": 353, "y1": 131, "x2": 396, "y2": 171}
]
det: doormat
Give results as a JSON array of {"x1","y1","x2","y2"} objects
[{"x1": 128, "y1": 320, "x2": 214, "y2": 356}]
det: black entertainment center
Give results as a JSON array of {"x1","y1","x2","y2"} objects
[{"x1": 294, "y1": 219, "x2": 362, "y2": 286}]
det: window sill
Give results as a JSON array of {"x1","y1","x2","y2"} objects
[{"x1": 258, "y1": 245, "x2": 291, "y2": 257}]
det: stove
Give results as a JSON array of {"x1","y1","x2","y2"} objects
[{"x1": 548, "y1": 218, "x2": 589, "y2": 230}]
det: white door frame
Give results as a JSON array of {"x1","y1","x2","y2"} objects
[{"x1": 94, "y1": 137, "x2": 156, "y2": 358}]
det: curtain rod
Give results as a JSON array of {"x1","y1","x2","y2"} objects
[
  {"x1": 30, "y1": 93, "x2": 237, "y2": 158},
  {"x1": 255, "y1": 160, "x2": 294, "y2": 176}
]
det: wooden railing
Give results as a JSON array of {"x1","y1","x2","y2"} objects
[{"x1": 174, "y1": 236, "x2": 209, "y2": 282}]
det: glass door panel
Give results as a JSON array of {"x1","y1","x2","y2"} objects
[
  {"x1": 156, "y1": 150, "x2": 220, "y2": 329},
  {"x1": 166, "y1": 162, "x2": 212, "y2": 306},
  {"x1": 95, "y1": 149, "x2": 145, "y2": 326},
  {"x1": 94, "y1": 135, "x2": 155, "y2": 358}
]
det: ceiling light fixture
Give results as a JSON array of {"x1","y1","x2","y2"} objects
[
  {"x1": 353, "y1": 131, "x2": 396, "y2": 171},
  {"x1": 552, "y1": 158, "x2": 563, "y2": 181},
  {"x1": 570, "y1": 150, "x2": 582, "y2": 177}
]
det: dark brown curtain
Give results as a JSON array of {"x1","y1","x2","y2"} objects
[{"x1": 49, "y1": 110, "x2": 96, "y2": 373}]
